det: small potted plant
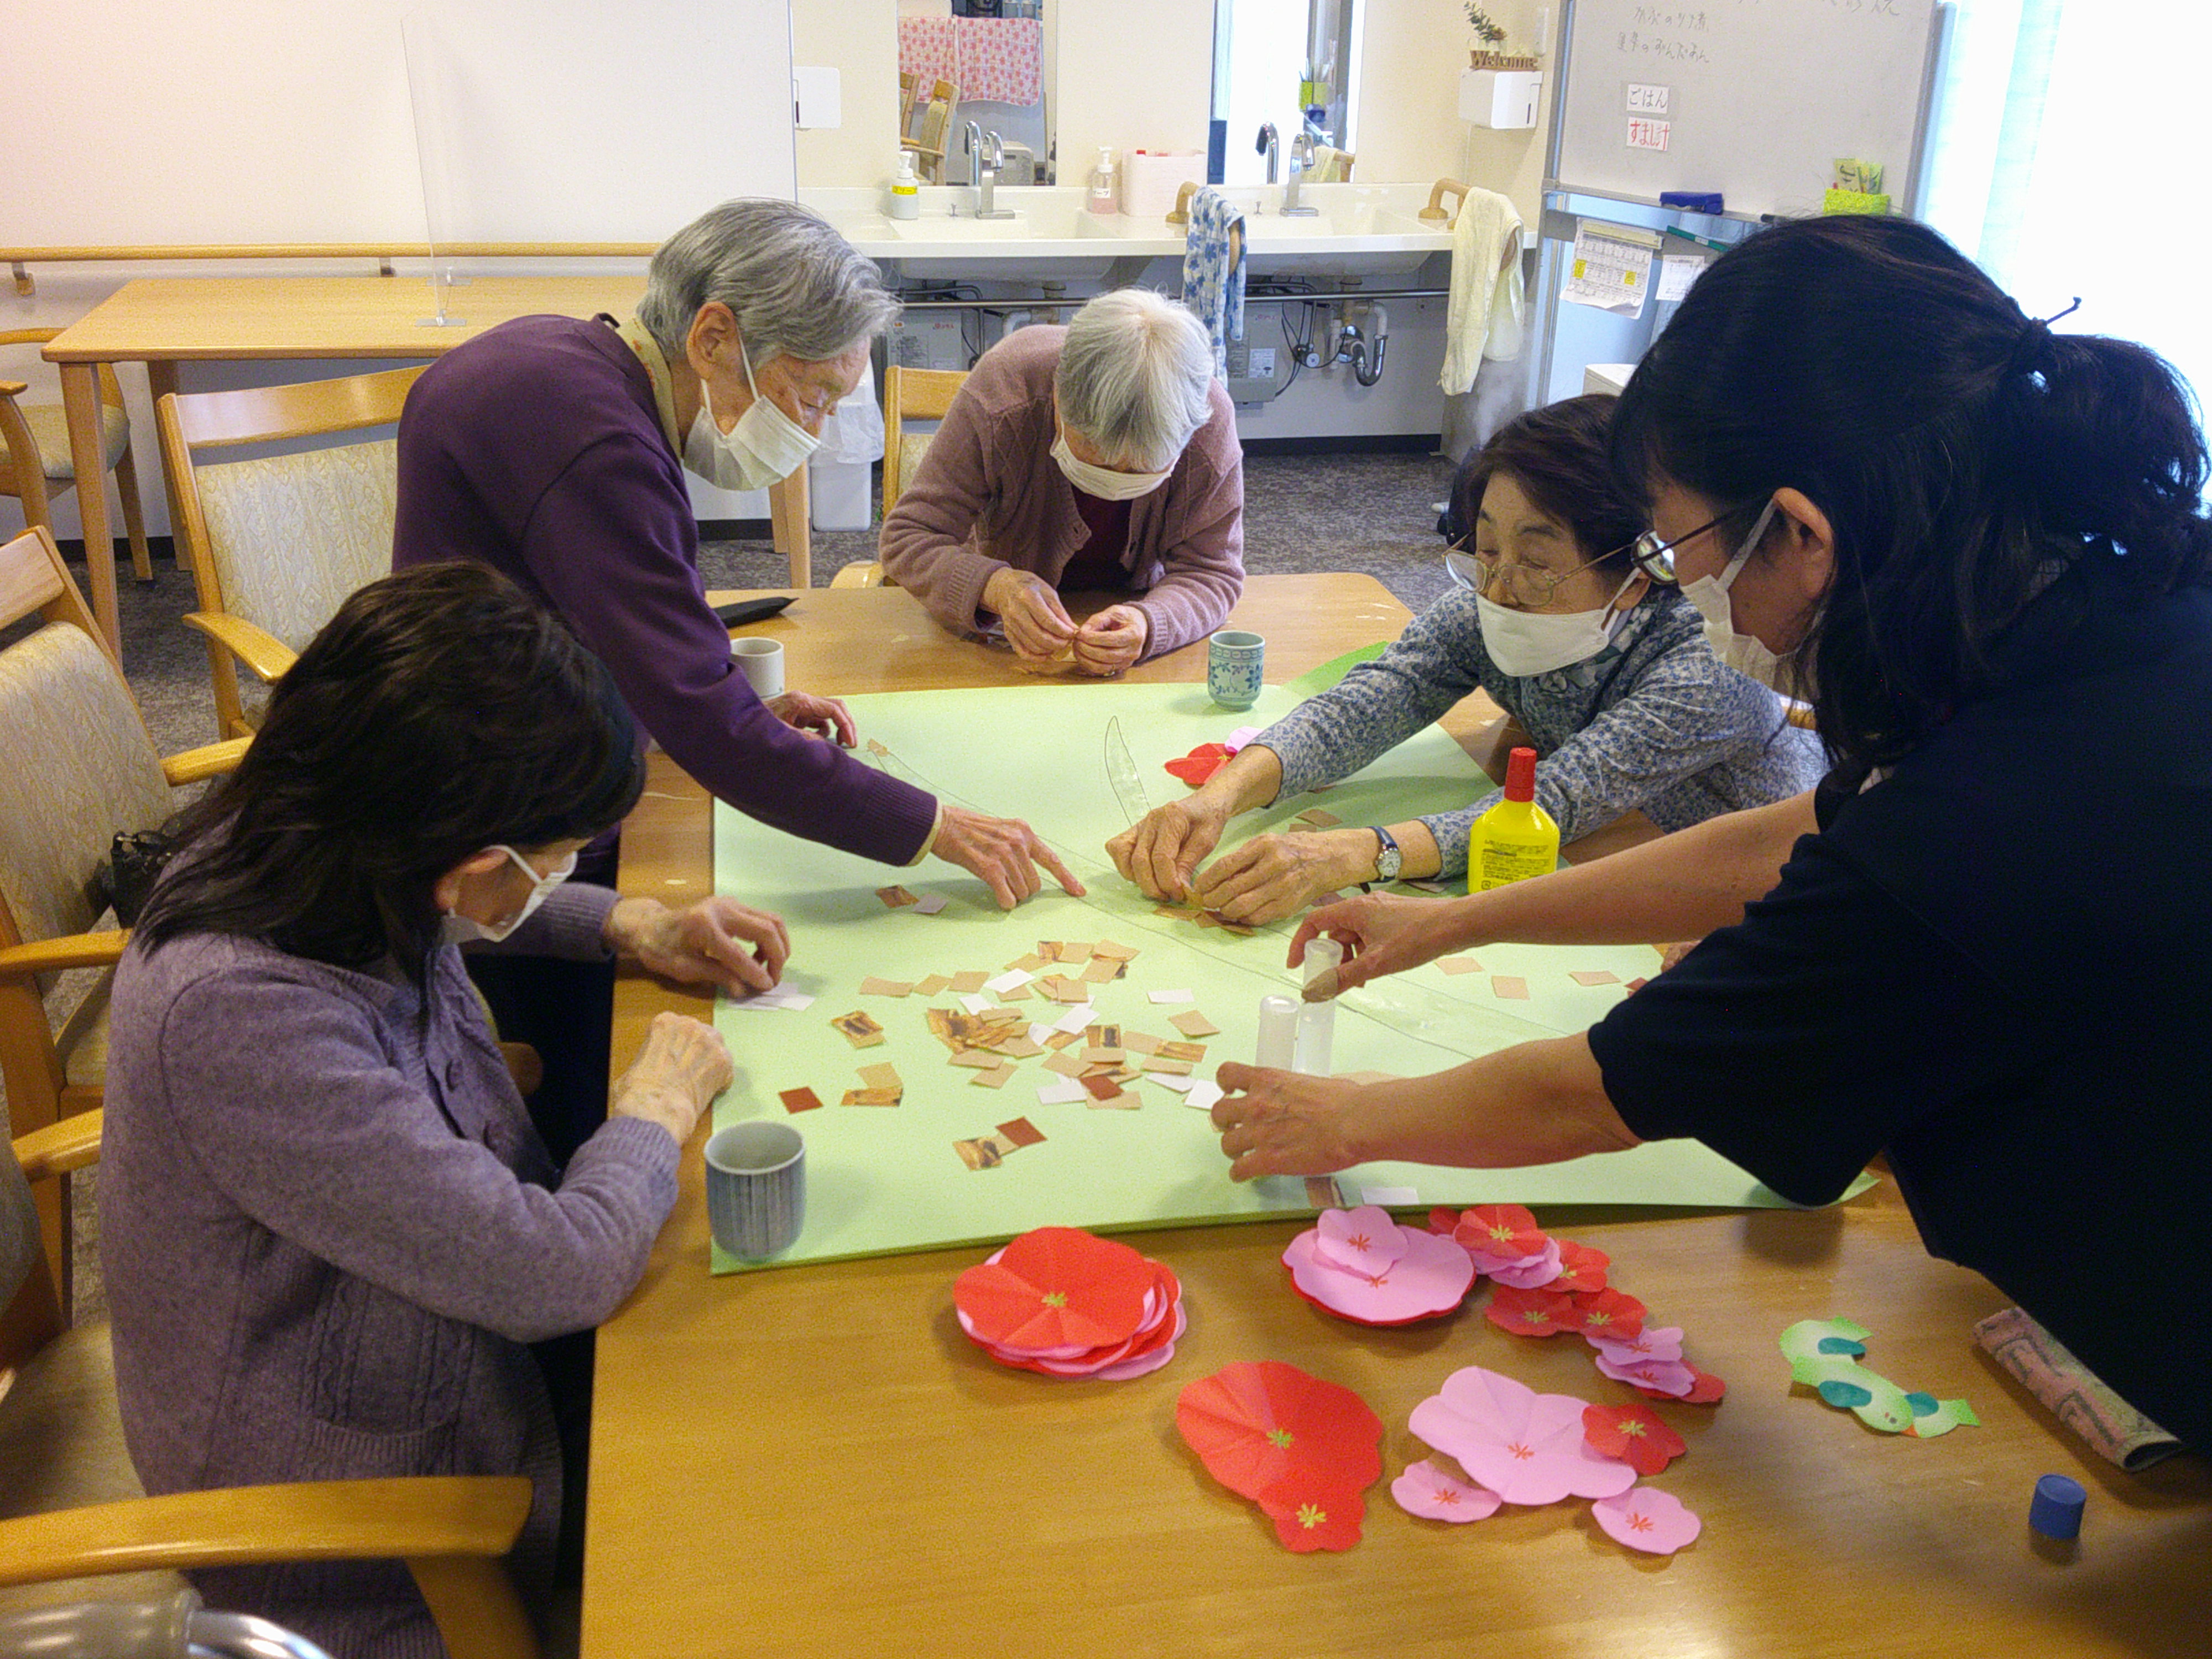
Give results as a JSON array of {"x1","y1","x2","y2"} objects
[{"x1": 1466, "y1": 5, "x2": 1541, "y2": 70}]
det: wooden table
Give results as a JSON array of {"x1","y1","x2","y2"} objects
[
  {"x1": 40, "y1": 274, "x2": 812, "y2": 658},
  {"x1": 589, "y1": 578, "x2": 2209, "y2": 1659}
]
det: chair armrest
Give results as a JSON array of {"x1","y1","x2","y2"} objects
[
  {"x1": 0, "y1": 930, "x2": 126, "y2": 979},
  {"x1": 181, "y1": 612, "x2": 296, "y2": 685},
  {"x1": 161, "y1": 736, "x2": 251, "y2": 786},
  {"x1": 0, "y1": 1475, "x2": 534, "y2": 1587},
  {"x1": 0, "y1": 380, "x2": 24, "y2": 397},
  {"x1": 13, "y1": 1110, "x2": 101, "y2": 1181}
]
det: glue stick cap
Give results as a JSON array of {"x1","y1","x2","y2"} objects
[
  {"x1": 2028, "y1": 1473, "x2": 2086, "y2": 1540},
  {"x1": 1504, "y1": 746, "x2": 1538, "y2": 802}
]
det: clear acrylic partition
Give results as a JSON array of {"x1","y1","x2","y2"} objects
[{"x1": 401, "y1": 12, "x2": 468, "y2": 326}]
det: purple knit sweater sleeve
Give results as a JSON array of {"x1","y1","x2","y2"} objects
[{"x1": 150, "y1": 963, "x2": 677, "y2": 1344}]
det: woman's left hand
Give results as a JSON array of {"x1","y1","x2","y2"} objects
[
  {"x1": 1210, "y1": 1062, "x2": 1365, "y2": 1180},
  {"x1": 1190, "y1": 829, "x2": 1373, "y2": 926},
  {"x1": 605, "y1": 897, "x2": 791, "y2": 995},
  {"x1": 767, "y1": 690, "x2": 858, "y2": 747},
  {"x1": 1072, "y1": 604, "x2": 1149, "y2": 676}
]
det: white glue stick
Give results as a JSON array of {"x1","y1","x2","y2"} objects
[
  {"x1": 1293, "y1": 1000, "x2": 1335, "y2": 1076},
  {"x1": 1255, "y1": 995, "x2": 1298, "y2": 1069}
]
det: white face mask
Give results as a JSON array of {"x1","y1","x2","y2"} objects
[
  {"x1": 1051, "y1": 431, "x2": 1171, "y2": 502},
  {"x1": 1677, "y1": 499, "x2": 1801, "y2": 691},
  {"x1": 683, "y1": 337, "x2": 820, "y2": 491},
  {"x1": 1475, "y1": 571, "x2": 1639, "y2": 677},
  {"x1": 440, "y1": 846, "x2": 577, "y2": 947}
]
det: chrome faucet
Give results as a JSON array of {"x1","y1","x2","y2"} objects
[
  {"x1": 1281, "y1": 132, "x2": 1321, "y2": 216},
  {"x1": 962, "y1": 122, "x2": 1015, "y2": 219},
  {"x1": 1256, "y1": 122, "x2": 1280, "y2": 185}
]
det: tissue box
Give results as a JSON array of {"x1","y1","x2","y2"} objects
[
  {"x1": 1460, "y1": 69, "x2": 1541, "y2": 129},
  {"x1": 1123, "y1": 150, "x2": 1208, "y2": 220}
]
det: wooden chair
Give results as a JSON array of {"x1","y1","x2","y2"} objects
[
  {"x1": 0, "y1": 331, "x2": 153, "y2": 586},
  {"x1": 155, "y1": 367, "x2": 424, "y2": 739},
  {"x1": 831, "y1": 364, "x2": 968, "y2": 589},
  {"x1": 0, "y1": 1110, "x2": 540, "y2": 1657},
  {"x1": 0, "y1": 526, "x2": 248, "y2": 1297},
  {"x1": 900, "y1": 80, "x2": 959, "y2": 184}
]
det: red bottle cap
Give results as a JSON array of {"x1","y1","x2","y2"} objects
[{"x1": 1504, "y1": 746, "x2": 1538, "y2": 802}]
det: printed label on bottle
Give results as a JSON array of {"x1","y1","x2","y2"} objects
[{"x1": 1475, "y1": 841, "x2": 1554, "y2": 891}]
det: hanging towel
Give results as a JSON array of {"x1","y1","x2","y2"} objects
[
  {"x1": 1307, "y1": 145, "x2": 1352, "y2": 182},
  {"x1": 1439, "y1": 186, "x2": 1526, "y2": 395},
  {"x1": 1181, "y1": 187, "x2": 1247, "y2": 380}
]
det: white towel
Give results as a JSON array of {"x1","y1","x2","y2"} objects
[{"x1": 1439, "y1": 186, "x2": 1526, "y2": 396}]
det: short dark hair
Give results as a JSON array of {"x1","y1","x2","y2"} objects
[
  {"x1": 1611, "y1": 213, "x2": 2212, "y2": 769},
  {"x1": 136, "y1": 564, "x2": 644, "y2": 982},
  {"x1": 1448, "y1": 394, "x2": 1646, "y2": 571}
]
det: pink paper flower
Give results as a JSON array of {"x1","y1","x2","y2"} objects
[
  {"x1": 1452, "y1": 1204, "x2": 1550, "y2": 1270},
  {"x1": 1483, "y1": 1284, "x2": 1578, "y2": 1338},
  {"x1": 1595, "y1": 1353, "x2": 1699, "y2": 1396},
  {"x1": 1582, "y1": 1402, "x2": 1687, "y2": 1477},
  {"x1": 1390, "y1": 1459, "x2": 1503, "y2": 1523},
  {"x1": 1282, "y1": 1225, "x2": 1475, "y2": 1327},
  {"x1": 1546, "y1": 1239, "x2": 1611, "y2": 1294},
  {"x1": 1407, "y1": 1366, "x2": 1637, "y2": 1506},
  {"x1": 1313, "y1": 1206, "x2": 1410, "y2": 1277},
  {"x1": 1485, "y1": 1237, "x2": 1566, "y2": 1289},
  {"x1": 1587, "y1": 1325, "x2": 1684, "y2": 1366},
  {"x1": 1591, "y1": 1487, "x2": 1702, "y2": 1554}
]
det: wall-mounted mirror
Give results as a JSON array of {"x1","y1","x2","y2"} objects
[
  {"x1": 1212, "y1": 0, "x2": 1359, "y2": 186},
  {"x1": 891, "y1": 0, "x2": 1053, "y2": 185}
]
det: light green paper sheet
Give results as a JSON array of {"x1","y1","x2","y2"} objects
[{"x1": 709, "y1": 682, "x2": 1850, "y2": 1271}]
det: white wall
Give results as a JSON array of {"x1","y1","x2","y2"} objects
[
  {"x1": 797, "y1": 0, "x2": 900, "y2": 188},
  {"x1": 1055, "y1": 1, "x2": 1217, "y2": 171},
  {"x1": 1355, "y1": 0, "x2": 1554, "y2": 225}
]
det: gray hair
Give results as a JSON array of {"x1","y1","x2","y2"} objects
[
  {"x1": 1053, "y1": 290, "x2": 1215, "y2": 472},
  {"x1": 638, "y1": 199, "x2": 901, "y2": 370}
]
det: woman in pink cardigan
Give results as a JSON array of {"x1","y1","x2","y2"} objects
[{"x1": 879, "y1": 289, "x2": 1246, "y2": 674}]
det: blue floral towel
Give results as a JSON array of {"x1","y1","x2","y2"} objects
[{"x1": 1180, "y1": 186, "x2": 1246, "y2": 379}]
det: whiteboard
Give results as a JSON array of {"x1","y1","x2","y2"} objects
[
  {"x1": 1547, "y1": 0, "x2": 1945, "y2": 223},
  {"x1": 0, "y1": 0, "x2": 796, "y2": 244}
]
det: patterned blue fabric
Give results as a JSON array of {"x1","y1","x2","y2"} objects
[
  {"x1": 1255, "y1": 587, "x2": 1827, "y2": 878},
  {"x1": 1180, "y1": 186, "x2": 1246, "y2": 379}
]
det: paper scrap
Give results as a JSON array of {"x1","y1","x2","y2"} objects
[
  {"x1": 954, "y1": 1137, "x2": 1006, "y2": 1170},
  {"x1": 1147, "y1": 988, "x2": 1196, "y2": 1004},
  {"x1": 1170, "y1": 1010, "x2": 1220, "y2": 1039},
  {"x1": 949, "y1": 971, "x2": 989, "y2": 994},
  {"x1": 831, "y1": 1010, "x2": 886, "y2": 1048},
  {"x1": 1569, "y1": 970, "x2": 1620, "y2": 987},
  {"x1": 911, "y1": 894, "x2": 950, "y2": 915},
  {"x1": 1491, "y1": 976, "x2": 1529, "y2": 1000},
  {"x1": 728, "y1": 983, "x2": 816, "y2": 1012},
  {"x1": 859, "y1": 977, "x2": 913, "y2": 998},
  {"x1": 1305, "y1": 1176, "x2": 1349, "y2": 1208},
  {"x1": 858, "y1": 1062, "x2": 904, "y2": 1093},
  {"x1": 1080, "y1": 1073, "x2": 1125, "y2": 1101},
  {"x1": 778, "y1": 1087, "x2": 825, "y2": 1114},
  {"x1": 1000, "y1": 982, "x2": 1035, "y2": 1001},
  {"x1": 950, "y1": 1048, "x2": 1002, "y2": 1070},
  {"x1": 842, "y1": 1086, "x2": 902, "y2": 1106},
  {"x1": 1082, "y1": 957, "x2": 1123, "y2": 984},
  {"x1": 1088, "y1": 1091, "x2": 1142, "y2": 1110},
  {"x1": 1186, "y1": 1080, "x2": 1224, "y2": 1113},
  {"x1": 1437, "y1": 957, "x2": 1484, "y2": 975},
  {"x1": 960, "y1": 993, "x2": 997, "y2": 1015},
  {"x1": 1056, "y1": 941, "x2": 1093, "y2": 963},
  {"x1": 1036, "y1": 1077, "x2": 1089, "y2": 1105},
  {"x1": 1091, "y1": 939, "x2": 1139, "y2": 961},
  {"x1": 1081, "y1": 1045, "x2": 1125, "y2": 1065},
  {"x1": 970, "y1": 1063, "x2": 1017, "y2": 1089},
  {"x1": 1149, "y1": 1072, "x2": 1197, "y2": 1093},
  {"x1": 997, "y1": 1117, "x2": 1045, "y2": 1149},
  {"x1": 1121, "y1": 1030, "x2": 1161, "y2": 1056},
  {"x1": 914, "y1": 974, "x2": 952, "y2": 996},
  {"x1": 1042, "y1": 1053, "x2": 1088, "y2": 1079},
  {"x1": 1294, "y1": 808, "x2": 1342, "y2": 828},
  {"x1": 1052, "y1": 1005, "x2": 1096, "y2": 1035},
  {"x1": 985, "y1": 969, "x2": 1034, "y2": 994},
  {"x1": 1157, "y1": 1040, "x2": 1206, "y2": 1063},
  {"x1": 876, "y1": 885, "x2": 919, "y2": 909},
  {"x1": 1142, "y1": 1056, "x2": 1194, "y2": 1076},
  {"x1": 1360, "y1": 1185, "x2": 1420, "y2": 1207}
]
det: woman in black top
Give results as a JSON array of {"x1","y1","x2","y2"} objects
[{"x1": 1206, "y1": 215, "x2": 2212, "y2": 1453}]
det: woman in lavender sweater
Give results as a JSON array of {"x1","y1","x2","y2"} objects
[
  {"x1": 1110, "y1": 396, "x2": 1824, "y2": 922},
  {"x1": 101, "y1": 566, "x2": 754, "y2": 1658}
]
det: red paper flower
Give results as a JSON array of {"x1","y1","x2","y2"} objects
[
  {"x1": 1258, "y1": 1472, "x2": 1368, "y2": 1553},
  {"x1": 1452, "y1": 1204, "x2": 1550, "y2": 1262},
  {"x1": 1557, "y1": 1286, "x2": 1648, "y2": 1340},
  {"x1": 1427, "y1": 1207, "x2": 1464, "y2": 1238},
  {"x1": 1678, "y1": 1363, "x2": 1728, "y2": 1405},
  {"x1": 1165, "y1": 743, "x2": 1233, "y2": 787},
  {"x1": 1582, "y1": 1401, "x2": 1688, "y2": 1477},
  {"x1": 952, "y1": 1227, "x2": 1151, "y2": 1353},
  {"x1": 1483, "y1": 1284, "x2": 1578, "y2": 1338},
  {"x1": 1545, "y1": 1239, "x2": 1611, "y2": 1294},
  {"x1": 1176, "y1": 1361, "x2": 1384, "y2": 1504}
]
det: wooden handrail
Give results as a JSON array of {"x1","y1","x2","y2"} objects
[
  {"x1": 1417, "y1": 178, "x2": 1472, "y2": 225},
  {"x1": 4, "y1": 243, "x2": 660, "y2": 297}
]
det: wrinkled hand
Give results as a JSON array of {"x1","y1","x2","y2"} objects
[
  {"x1": 1210, "y1": 1063, "x2": 1365, "y2": 1180},
  {"x1": 1072, "y1": 604, "x2": 1149, "y2": 676},
  {"x1": 983, "y1": 568, "x2": 1079, "y2": 660},
  {"x1": 606, "y1": 896, "x2": 791, "y2": 996},
  {"x1": 1106, "y1": 794, "x2": 1233, "y2": 902},
  {"x1": 933, "y1": 804, "x2": 1087, "y2": 910},
  {"x1": 1190, "y1": 830, "x2": 1369, "y2": 927},
  {"x1": 611, "y1": 1011, "x2": 733, "y2": 1144},
  {"x1": 1288, "y1": 890, "x2": 1463, "y2": 997},
  {"x1": 1655, "y1": 938, "x2": 1700, "y2": 975},
  {"x1": 766, "y1": 690, "x2": 857, "y2": 747}
]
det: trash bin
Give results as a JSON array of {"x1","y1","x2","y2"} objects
[{"x1": 808, "y1": 376, "x2": 886, "y2": 533}]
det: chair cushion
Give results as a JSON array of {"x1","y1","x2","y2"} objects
[
  {"x1": 895, "y1": 431, "x2": 936, "y2": 507},
  {"x1": 17, "y1": 404, "x2": 130, "y2": 482},
  {"x1": 195, "y1": 439, "x2": 400, "y2": 653},
  {"x1": 0, "y1": 625, "x2": 171, "y2": 963},
  {"x1": 56, "y1": 973, "x2": 112, "y2": 1092},
  {"x1": 0, "y1": 1318, "x2": 186, "y2": 1615}
]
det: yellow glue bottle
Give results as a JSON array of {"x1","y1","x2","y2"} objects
[{"x1": 1471, "y1": 746, "x2": 1559, "y2": 892}]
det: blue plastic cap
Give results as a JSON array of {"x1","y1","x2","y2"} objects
[{"x1": 2030, "y1": 1473, "x2": 2087, "y2": 1540}]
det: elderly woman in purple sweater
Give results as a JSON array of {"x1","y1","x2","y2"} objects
[{"x1": 102, "y1": 566, "x2": 750, "y2": 1658}]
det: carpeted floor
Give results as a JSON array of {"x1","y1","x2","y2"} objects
[{"x1": 17, "y1": 446, "x2": 1459, "y2": 1318}]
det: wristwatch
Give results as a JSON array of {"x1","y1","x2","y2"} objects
[{"x1": 1368, "y1": 825, "x2": 1402, "y2": 885}]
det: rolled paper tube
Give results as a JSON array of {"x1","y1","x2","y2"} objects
[
  {"x1": 1292, "y1": 1000, "x2": 1334, "y2": 1076},
  {"x1": 1256, "y1": 995, "x2": 1298, "y2": 1069},
  {"x1": 1301, "y1": 965, "x2": 1342, "y2": 1003},
  {"x1": 1302, "y1": 937, "x2": 1344, "y2": 989}
]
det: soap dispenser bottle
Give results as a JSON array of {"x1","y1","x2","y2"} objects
[
  {"x1": 889, "y1": 152, "x2": 920, "y2": 220},
  {"x1": 1085, "y1": 145, "x2": 1119, "y2": 215}
]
